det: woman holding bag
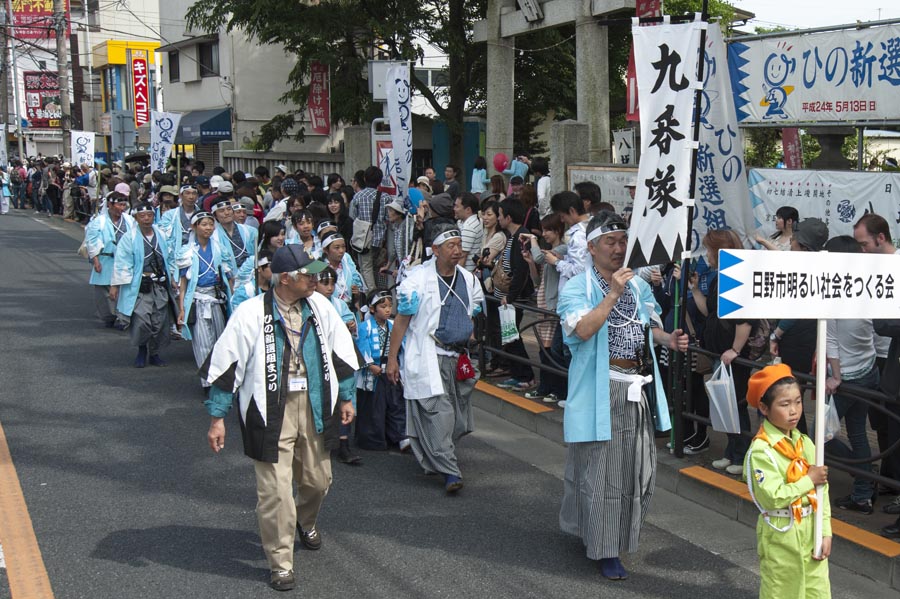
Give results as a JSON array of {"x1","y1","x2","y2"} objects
[{"x1": 693, "y1": 229, "x2": 758, "y2": 476}]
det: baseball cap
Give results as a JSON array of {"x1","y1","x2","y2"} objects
[
  {"x1": 114, "y1": 182, "x2": 131, "y2": 196},
  {"x1": 195, "y1": 175, "x2": 211, "y2": 187},
  {"x1": 793, "y1": 218, "x2": 829, "y2": 251},
  {"x1": 270, "y1": 245, "x2": 328, "y2": 275},
  {"x1": 510, "y1": 175, "x2": 524, "y2": 185},
  {"x1": 218, "y1": 181, "x2": 234, "y2": 194},
  {"x1": 209, "y1": 175, "x2": 224, "y2": 190},
  {"x1": 625, "y1": 177, "x2": 637, "y2": 188},
  {"x1": 158, "y1": 185, "x2": 179, "y2": 196}
]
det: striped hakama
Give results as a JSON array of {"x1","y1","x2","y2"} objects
[
  {"x1": 406, "y1": 354, "x2": 476, "y2": 477},
  {"x1": 128, "y1": 283, "x2": 172, "y2": 353},
  {"x1": 189, "y1": 286, "x2": 227, "y2": 387},
  {"x1": 559, "y1": 366, "x2": 656, "y2": 560}
]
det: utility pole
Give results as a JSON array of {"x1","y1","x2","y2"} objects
[
  {"x1": 54, "y1": 0, "x2": 70, "y2": 157},
  {"x1": 7, "y1": 0, "x2": 22, "y2": 158},
  {"x1": 1, "y1": 7, "x2": 9, "y2": 127}
]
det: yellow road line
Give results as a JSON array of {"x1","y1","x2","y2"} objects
[{"x1": 0, "y1": 419, "x2": 55, "y2": 598}]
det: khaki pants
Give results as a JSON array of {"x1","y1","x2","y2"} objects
[{"x1": 253, "y1": 387, "x2": 332, "y2": 571}]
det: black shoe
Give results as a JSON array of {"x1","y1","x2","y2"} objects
[
  {"x1": 684, "y1": 436, "x2": 710, "y2": 455},
  {"x1": 337, "y1": 442, "x2": 362, "y2": 465},
  {"x1": 881, "y1": 519, "x2": 900, "y2": 539},
  {"x1": 148, "y1": 354, "x2": 167, "y2": 367},
  {"x1": 297, "y1": 525, "x2": 322, "y2": 550},
  {"x1": 836, "y1": 494, "x2": 874, "y2": 515},
  {"x1": 269, "y1": 569, "x2": 295, "y2": 591}
]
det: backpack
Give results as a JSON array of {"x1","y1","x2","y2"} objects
[
  {"x1": 10, "y1": 169, "x2": 22, "y2": 185},
  {"x1": 744, "y1": 319, "x2": 772, "y2": 362}
]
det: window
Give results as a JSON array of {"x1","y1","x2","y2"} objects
[
  {"x1": 199, "y1": 42, "x2": 219, "y2": 78},
  {"x1": 430, "y1": 69, "x2": 448, "y2": 87},
  {"x1": 168, "y1": 51, "x2": 180, "y2": 83},
  {"x1": 87, "y1": 0, "x2": 100, "y2": 31}
]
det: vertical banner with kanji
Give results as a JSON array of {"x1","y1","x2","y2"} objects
[
  {"x1": 626, "y1": 20, "x2": 705, "y2": 268},
  {"x1": 385, "y1": 64, "x2": 412, "y2": 207},
  {"x1": 612, "y1": 129, "x2": 635, "y2": 164},
  {"x1": 70, "y1": 131, "x2": 95, "y2": 167},
  {"x1": 150, "y1": 110, "x2": 182, "y2": 174},
  {"x1": 0, "y1": 125, "x2": 7, "y2": 168},
  {"x1": 625, "y1": 0, "x2": 663, "y2": 122},
  {"x1": 307, "y1": 61, "x2": 330, "y2": 135},
  {"x1": 782, "y1": 128, "x2": 803, "y2": 169},
  {"x1": 131, "y1": 50, "x2": 150, "y2": 128},
  {"x1": 692, "y1": 25, "x2": 754, "y2": 249}
]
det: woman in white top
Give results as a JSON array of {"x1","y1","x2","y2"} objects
[{"x1": 755, "y1": 206, "x2": 797, "y2": 251}]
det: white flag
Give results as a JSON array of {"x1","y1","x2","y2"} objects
[
  {"x1": 150, "y1": 110, "x2": 182, "y2": 175},
  {"x1": 0, "y1": 124, "x2": 7, "y2": 169},
  {"x1": 385, "y1": 64, "x2": 412, "y2": 207},
  {"x1": 627, "y1": 20, "x2": 705, "y2": 268},
  {"x1": 71, "y1": 131, "x2": 95, "y2": 169}
]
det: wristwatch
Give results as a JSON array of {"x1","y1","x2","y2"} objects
[{"x1": 769, "y1": 332, "x2": 781, "y2": 342}]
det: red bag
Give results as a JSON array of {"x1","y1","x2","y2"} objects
[{"x1": 456, "y1": 353, "x2": 476, "y2": 381}]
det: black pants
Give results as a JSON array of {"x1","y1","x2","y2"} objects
[
  {"x1": 503, "y1": 305, "x2": 533, "y2": 382},
  {"x1": 356, "y1": 375, "x2": 406, "y2": 450}
]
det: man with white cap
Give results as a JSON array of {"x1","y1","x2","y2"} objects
[
  {"x1": 109, "y1": 201, "x2": 176, "y2": 367},
  {"x1": 84, "y1": 185, "x2": 135, "y2": 327},
  {"x1": 274, "y1": 164, "x2": 288, "y2": 177},
  {"x1": 555, "y1": 210, "x2": 689, "y2": 580},
  {"x1": 386, "y1": 223, "x2": 484, "y2": 494},
  {"x1": 201, "y1": 244, "x2": 360, "y2": 591}
]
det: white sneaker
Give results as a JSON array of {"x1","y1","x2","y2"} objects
[
  {"x1": 725, "y1": 464, "x2": 744, "y2": 476},
  {"x1": 711, "y1": 457, "x2": 732, "y2": 470},
  {"x1": 557, "y1": 400, "x2": 567, "y2": 408},
  {"x1": 542, "y1": 393, "x2": 559, "y2": 404}
]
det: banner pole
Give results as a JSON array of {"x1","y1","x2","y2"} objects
[{"x1": 814, "y1": 317, "x2": 827, "y2": 558}]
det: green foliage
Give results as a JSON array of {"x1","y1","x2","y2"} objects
[{"x1": 744, "y1": 128, "x2": 781, "y2": 168}]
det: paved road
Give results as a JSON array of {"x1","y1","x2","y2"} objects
[{"x1": 0, "y1": 211, "x2": 894, "y2": 598}]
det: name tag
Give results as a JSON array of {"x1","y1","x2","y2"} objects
[{"x1": 288, "y1": 376, "x2": 308, "y2": 392}]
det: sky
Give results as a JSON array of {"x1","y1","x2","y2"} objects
[{"x1": 735, "y1": 0, "x2": 900, "y2": 31}]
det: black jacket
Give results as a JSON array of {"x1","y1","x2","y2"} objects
[
  {"x1": 874, "y1": 319, "x2": 900, "y2": 397},
  {"x1": 505, "y1": 226, "x2": 534, "y2": 304}
]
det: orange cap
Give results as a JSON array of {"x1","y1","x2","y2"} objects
[{"x1": 747, "y1": 363, "x2": 795, "y2": 409}]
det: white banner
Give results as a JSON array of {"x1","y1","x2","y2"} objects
[
  {"x1": 150, "y1": 110, "x2": 182, "y2": 175},
  {"x1": 612, "y1": 129, "x2": 635, "y2": 165},
  {"x1": 693, "y1": 25, "x2": 755, "y2": 250},
  {"x1": 385, "y1": 64, "x2": 412, "y2": 207},
  {"x1": 627, "y1": 20, "x2": 705, "y2": 268},
  {"x1": 728, "y1": 23, "x2": 900, "y2": 124},
  {"x1": 0, "y1": 124, "x2": 7, "y2": 169},
  {"x1": 748, "y1": 168, "x2": 900, "y2": 245},
  {"x1": 70, "y1": 131, "x2": 95, "y2": 168}
]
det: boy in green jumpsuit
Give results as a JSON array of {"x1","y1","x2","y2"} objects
[{"x1": 743, "y1": 363, "x2": 832, "y2": 598}]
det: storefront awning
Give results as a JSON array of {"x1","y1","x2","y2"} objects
[{"x1": 175, "y1": 108, "x2": 232, "y2": 145}]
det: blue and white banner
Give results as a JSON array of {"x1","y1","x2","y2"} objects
[
  {"x1": 150, "y1": 110, "x2": 182, "y2": 175},
  {"x1": 749, "y1": 168, "x2": 900, "y2": 245},
  {"x1": 627, "y1": 19, "x2": 705, "y2": 268},
  {"x1": 70, "y1": 131, "x2": 95, "y2": 168},
  {"x1": 728, "y1": 23, "x2": 900, "y2": 124},
  {"x1": 693, "y1": 25, "x2": 754, "y2": 250},
  {"x1": 385, "y1": 64, "x2": 412, "y2": 208}
]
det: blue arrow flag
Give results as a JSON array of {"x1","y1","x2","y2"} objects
[
  {"x1": 719, "y1": 250, "x2": 743, "y2": 272},
  {"x1": 719, "y1": 296, "x2": 743, "y2": 318}
]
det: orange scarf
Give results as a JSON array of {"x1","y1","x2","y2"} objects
[{"x1": 754, "y1": 425, "x2": 818, "y2": 523}]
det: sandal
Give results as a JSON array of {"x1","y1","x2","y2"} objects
[{"x1": 514, "y1": 380, "x2": 537, "y2": 391}]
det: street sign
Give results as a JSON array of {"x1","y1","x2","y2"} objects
[{"x1": 717, "y1": 250, "x2": 899, "y2": 320}]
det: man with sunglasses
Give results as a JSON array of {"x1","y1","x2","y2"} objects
[
  {"x1": 201, "y1": 245, "x2": 360, "y2": 591},
  {"x1": 84, "y1": 188, "x2": 135, "y2": 327}
]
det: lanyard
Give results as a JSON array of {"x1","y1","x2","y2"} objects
[{"x1": 279, "y1": 308, "x2": 312, "y2": 369}]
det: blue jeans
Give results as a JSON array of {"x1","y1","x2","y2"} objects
[
  {"x1": 715, "y1": 360, "x2": 751, "y2": 463},
  {"x1": 826, "y1": 364, "x2": 879, "y2": 502}
]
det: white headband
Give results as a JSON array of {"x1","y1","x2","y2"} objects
[
  {"x1": 432, "y1": 229, "x2": 462, "y2": 246},
  {"x1": 586, "y1": 222, "x2": 628, "y2": 244},
  {"x1": 321, "y1": 233, "x2": 344, "y2": 249}
]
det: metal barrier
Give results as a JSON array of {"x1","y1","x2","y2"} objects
[{"x1": 475, "y1": 294, "x2": 900, "y2": 493}]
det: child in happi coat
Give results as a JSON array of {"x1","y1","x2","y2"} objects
[
  {"x1": 316, "y1": 267, "x2": 361, "y2": 464},
  {"x1": 743, "y1": 363, "x2": 831, "y2": 599},
  {"x1": 355, "y1": 291, "x2": 408, "y2": 451}
]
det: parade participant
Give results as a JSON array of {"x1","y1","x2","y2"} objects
[
  {"x1": 177, "y1": 211, "x2": 234, "y2": 390},
  {"x1": 285, "y1": 209, "x2": 319, "y2": 257},
  {"x1": 212, "y1": 198, "x2": 257, "y2": 285},
  {"x1": 109, "y1": 202, "x2": 175, "y2": 367},
  {"x1": 201, "y1": 245, "x2": 360, "y2": 591},
  {"x1": 320, "y1": 231, "x2": 364, "y2": 310},
  {"x1": 231, "y1": 249, "x2": 273, "y2": 311},
  {"x1": 387, "y1": 224, "x2": 484, "y2": 493},
  {"x1": 84, "y1": 189, "x2": 135, "y2": 327},
  {"x1": 556, "y1": 211, "x2": 689, "y2": 580},
  {"x1": 159, "y1": 184, "x2": 200, "y2": 269},
  {"x1": 356, "y1": 291, "x2": 407, "y2": 452},
  {"x1": 744, "y1": 363, "x2": 831, "y2": 598}
]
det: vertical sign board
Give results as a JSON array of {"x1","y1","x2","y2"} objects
[
  {"x1": 718, "y1": 249, "x2": 900, "y2": 558},
  {"x1": 23, "y1": 71, "x2": 61, "y2": 129},
  {"x1": 625, "y1": 0, "x2": 663, "y2": 121},
  {"x1": 308, "y1": 61, "x2": 331, "y2": 135},
  {"x1": 131, "y1": 50, "x2": 150, "y2": 128}
]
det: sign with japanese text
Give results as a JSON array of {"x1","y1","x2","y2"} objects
[
  {"x1": 625, "y1": 0, "x2": 663, "y2": 121},
  {"x1": 385, "y1": 64, "x2": 412, "y2": 209},
  {"x1": 693, "y1": 25, "x2": 755, "y2": 250},
  {"x1": 782, "y1": 128, "x2": 803, "y2": 168},
  {"x1": 23, "y1": 71, "x2": 60, "y2": 129},
  {"x1": 748, "y1": 167, "x2": 900, "y2": 245},
  {"x1": 70, "y1": 131, "x2": 95, "y2": 168},
  {"x1": 150, "y1": 110, "x2": 182, "y2": 174},
  {"x1": 728, "y1": 23, "x2": 900, "y2": 124},
  {"x1": 627, "y1": 19, "x2": 705, "y2": 268},
  {"x1": 12, "y1": 0, "x2": 70, "y2": 40},
  {"x1": 307, "y1": 61, "x2": 330, "y2": 135},
  {"x1": 612, "y1": 129, "x2": 635, "y2": 164},
  {"x1": 131, "y1": 50, "x2": 150, "y2": 128},
  {"x1": 717, "y1": 249, "x2": 899, "y2": 319},
  {"x1": 567, "y1": 165, "x2": 637, "y2": 216},
  {"x1": 0, "y1": 125, "x2": 7, "y2": 168}
]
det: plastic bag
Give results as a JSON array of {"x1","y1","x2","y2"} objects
[
  {"x1": 823, "y1": 395, "x2": 841, "y2": 442},
  {"x1": 498, "y1": 304, "x2": 520, "y2": 345},
  {"x1": 705, "y1": 362, "x2": 740, "y2": 434}
]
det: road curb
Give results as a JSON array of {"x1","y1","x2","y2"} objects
[{"x1": 473, "y1": 381, "x2": 900, "y2": 592}]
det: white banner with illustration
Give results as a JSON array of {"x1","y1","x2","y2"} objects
[
  {"x1": 70, "y1": 131, "x2": 95, "y2": 168},
  {"x1": 627, "y1": 19, "x2": 705, "y2": 268},
  {"x1": 150, "y1": 110, "x2": 182, "y2": 175},
  {"x1": 385, "y1": 64, "x2": 412, "y2": 208},
  {"x1": 728, "y1": 23, "x2": 900, "y2": 124},
  {"x1": 749, "y1": 168, "x2": 900, "y2": 244}
]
